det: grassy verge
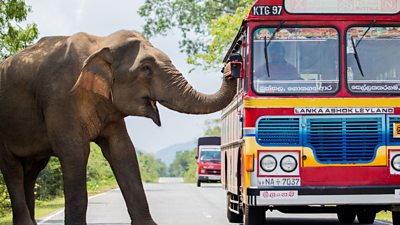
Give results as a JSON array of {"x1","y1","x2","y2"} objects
[{"x1": 377, "y1": 210, "x2": 392, "y2": 222}]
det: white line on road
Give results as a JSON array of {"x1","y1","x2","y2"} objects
[
  {"x1": 37, "y1": 188, "x2": 119, "y2": 225},
  {"x1": 375, "y1": 220, "x2": 393, "y2": 225}
]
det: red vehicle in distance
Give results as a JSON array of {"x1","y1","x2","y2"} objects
[{"x1": 195, "y1": 136, "x2": 221, "y2": 187}]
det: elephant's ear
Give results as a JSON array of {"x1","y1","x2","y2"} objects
[{"x1": 71, "y1": 48, "x2": 113, "y2": 100}]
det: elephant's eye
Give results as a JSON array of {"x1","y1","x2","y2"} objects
[{"x1": 141, "y1": 65, "x2": 152, "y2": 76}]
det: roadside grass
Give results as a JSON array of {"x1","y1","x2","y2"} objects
[{"x1": 377, "y1": 210, "x2": 392, "y2": 222}]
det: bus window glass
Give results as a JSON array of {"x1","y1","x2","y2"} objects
[
  {"x1": 200, "y1": 148, "x2": 221, "y2": 162},
  {"x1": 252, "y1": 27, "x2": 339, "y2": 94},
  {"x1": 346, "y1": 26, "x2": 400, "y2": 94}
]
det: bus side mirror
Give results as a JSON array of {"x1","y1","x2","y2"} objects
[{"x1": 229, "y1": 53, "x2": 244, "y2": 79}]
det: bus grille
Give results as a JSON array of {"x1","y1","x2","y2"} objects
[
  {"x1": 256, "y1": 117, "x2": 300, "y2": 145},
  {"x1": 389, "y1": 116, "x2": 400, "y2": 144},
  {"x1": 304, "y1": 116, "x2": 384, "y2": 163}
]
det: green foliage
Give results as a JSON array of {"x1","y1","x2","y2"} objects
[
  {"x1": 169, "y1": 148, "x2": 197, "y2": 181},
  {"x1": 138, "y1": 151, "x2": 168, "y2": 183},
  {"x1": 204, "y1": 119, "x2": 221, "y2": 136},
  {"x1": 35, "y1": 158, "x2": 63, "y2": 200},
  {"x1": 182, "y1": 149, "x2": 197, "y2": 183},
  {"x1": 0, "y1": 173, "x2": 11, "y2": 218},
  {"x1": 138, "y1": 0, "x2": 252, "y2": 70},
  {"x1": 86, "y1": 143, "x2": 116, "y2": 191},
  {"x1": 0, "y1": 0, "x2": 38, "y2": 59}
]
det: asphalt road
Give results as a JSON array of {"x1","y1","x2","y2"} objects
[{"x1": 38, "y1": 177, "x2": 392, "y2": 225}]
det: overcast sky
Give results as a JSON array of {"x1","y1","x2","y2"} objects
[{"x1": 25, "y1": 0, "x2": 222, "y2": 153}]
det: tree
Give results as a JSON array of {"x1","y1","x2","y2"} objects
[
  {"x1": 0, "y1": 0, "x2": 38, "y2": 59},
  {"x1": 138, "y1": 151, "x2": 168, "y2": 182},
  {"x1": 138, "y1": 0, "x2": 252, "y2": 70},
  {"x1": 204, "y1": 119, "x2": 221, "y2": 136},
  {"x1": 169, "y1": 150, "x2": 193, "y2": 177},
  {"x1": 0, "y1": 0, "x2": 38, "y2": 217}
]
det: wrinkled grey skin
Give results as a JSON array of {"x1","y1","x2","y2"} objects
[{"x1": 0, "y1": 30, "x2": 237, "y2": 225}]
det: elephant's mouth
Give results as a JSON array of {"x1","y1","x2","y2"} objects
[{"x1": 145, "y1": 97, "x2": 161, "y2": 126}]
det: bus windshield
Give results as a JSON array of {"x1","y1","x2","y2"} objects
[
  {"x1": 346, "y1": 26, "x2": 400, "y2": 94},
  {"x1": 199, "y1": 148, "x2": 221, "y2": 162},
  {"x1": 252, "y1": 27, "x2": 339, "y2": 95}
]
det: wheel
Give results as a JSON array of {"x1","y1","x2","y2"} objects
[
  {"x1": 392, "y1": 211, "x2": 400, "y2": 225},
  {"x1": 357, "y1": 210, "x2": 376, "y2": 224},
  {"x1": 226, "y1": 193, "x2": 243, "y2": 223},
  {"x1": 337, "y1": 210, "x2": 356, "y2": 224},
  {"x1": 196, "y1": 180, "x2": 201, "y2": 187},
  {"x1": 244, "y1": 204, "x2": 265, "y2": 225}
]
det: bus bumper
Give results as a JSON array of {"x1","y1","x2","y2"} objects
[
  {"x1": 246, "y1": 186, "x2": 400, "y2": 206},
  {"x1": 197, "y1": 175, "x2": 221, "y2": 182}
]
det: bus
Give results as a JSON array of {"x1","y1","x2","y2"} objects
[{"x1": 221, "y1": 0, "x2": 400, "y2": 225}]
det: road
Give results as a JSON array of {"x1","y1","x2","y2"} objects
[{"x1": 38, "y1": 177, "x2": 392, "y2": 225}]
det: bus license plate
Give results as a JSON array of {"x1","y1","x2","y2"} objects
[{"x1": 258, "y1": 177, "x2": 301, "y2": 186}]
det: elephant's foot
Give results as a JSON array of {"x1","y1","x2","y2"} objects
[
  {"x1": 131, "y1": 220, "x2": 157, "y2": 225},
  {"x1": 13, "y1": 218, "x2": 36, "y2": 225}
]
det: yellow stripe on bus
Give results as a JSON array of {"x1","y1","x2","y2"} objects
[{"x1": 244, "y1": 98, "x2": 400, "y2": 108}]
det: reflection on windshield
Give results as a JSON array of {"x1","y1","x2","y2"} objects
[
  {"x1": 346, "y1": 27, "x2": 400, "y2": 94},
  {"x1": 200, "y1": 150, "x2": 221, "y2": 162},
  {"x1": 253, "y1": 27, "x2": 339, "y2": 94}
]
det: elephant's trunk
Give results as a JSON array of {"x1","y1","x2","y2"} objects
[{"x1": 158, "y1": 68, "x2": 237, "y2": 114}]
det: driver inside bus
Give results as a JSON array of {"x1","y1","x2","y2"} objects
[{"x1": 254, "y1": 42, "x2": 300, "y2": 80}]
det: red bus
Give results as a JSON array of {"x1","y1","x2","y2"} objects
[{"x1": 221, "y1": 0, "x2": 400, "y2": 225}]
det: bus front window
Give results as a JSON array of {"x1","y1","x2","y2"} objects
[
  {"x1": 252, "y1": 27, "x2": 339, "y2": 95},
  {"x1": 346, "y1": 26, "x2": 400, "y2": 94}
]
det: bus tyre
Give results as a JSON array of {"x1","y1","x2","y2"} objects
[
  {"x1": 337, "y1": 210, "x2": 356, "y2": 224},
  {"x1": 357, "y1": 210, "x2": 376, "y2": 224},
  {"x1": 226, "y1": 193, "x2": 243, "y2": 223},
  {"x1": 244, "y1": 204, "x2": 265, "y2": 225},
  {"x1": 196, "y1": 180, "x2": 201, "y2": 187},
  {"x1": 393, "y1": 211, "x2": 400, "y2": 225}
]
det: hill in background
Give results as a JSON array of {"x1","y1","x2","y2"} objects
[{"x1": 155, "y1": 140, "x2": 197, "y2": 165}]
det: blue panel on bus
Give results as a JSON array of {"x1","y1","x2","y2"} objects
[
  {"x1": 303, "y1": 116, "x2": 384, "y2": 164},
  {"x1": 388, "y1": 116, "x2": 400, "y2": 144},
  {"x1": 256, "y1": 117, "x2": 301, "y2": 146}
]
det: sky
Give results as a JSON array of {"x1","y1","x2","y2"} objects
[{"x1": 25, "y1": 0, "x2": 223, "y2": 153}]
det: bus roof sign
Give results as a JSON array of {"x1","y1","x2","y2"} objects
[{"x1": 285, "y1": 0, "x2": 400, "y2": 14}]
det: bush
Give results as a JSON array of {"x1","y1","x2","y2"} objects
[
  {"x1": 35, "y1": 157, "x2": 63, "y2": 200},
  {"x1": 86, "y1": 143, "x2": 115, "y2": 191},
  {"x1": 0, "y1": 173, "x2": 11, "y2": 218},
  {"x1": 138, "y1": 151, "x2": 167, "y2": 183}
]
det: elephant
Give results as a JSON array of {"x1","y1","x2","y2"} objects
[{"x1": 0, "y1": 30, "x2": 237, "y2": 225}]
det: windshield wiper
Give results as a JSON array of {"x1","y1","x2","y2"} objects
[
  {"x1": 264, "y1": 20, "x2": 285, "y2": 77},
  {"x1": 350, "y1": 36, "x2": 365, "y2": 77},
  {"x1": 351, "y1": 20, "x2": 376, "y2": 77},
  {"x1": 356, "y1": 20, "x2": 376, "y2": 47}
]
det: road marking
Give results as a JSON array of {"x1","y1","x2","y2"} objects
[
  {"x1": 37, "y1": 188, "x2": 118, "y2": 225},
  {"x1": 375, "y1": 220, "x2": 392, "y2": 225}
]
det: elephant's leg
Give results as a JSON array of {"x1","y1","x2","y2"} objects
[
  {"x1": 23, "y1": 157, "x2": 50, "y2": 224},
  {"x1": 0, "y1": 144, "x2": 35, "y2": 225},
  {"x1": 45, "y1": 110, "x2": 90, "y2": 225},
  {"x1": 54, "y1": 144, "x2": 89, "y2": 225},
  {"x1": 95, "y1": 121, "x2": 157, "y2": 225}
]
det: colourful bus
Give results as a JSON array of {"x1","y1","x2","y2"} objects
[{"x1": 221, "y1": 0, "x2": 400, "y2": 225}]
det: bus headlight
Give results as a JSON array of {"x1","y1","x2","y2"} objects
[
  {"x1": 280, "y1": 155, "x2": 298, "y2": 173},
  {"x1": 391, "y1": 154, "x2": 400, "y2": 172},
  {"x1": 260, "y1": 155, "x2": 277, "y2": 172}
]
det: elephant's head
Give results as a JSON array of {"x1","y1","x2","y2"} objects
[{"x1": 71, "y1": 30, "x2": 237, "y2": 126}]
